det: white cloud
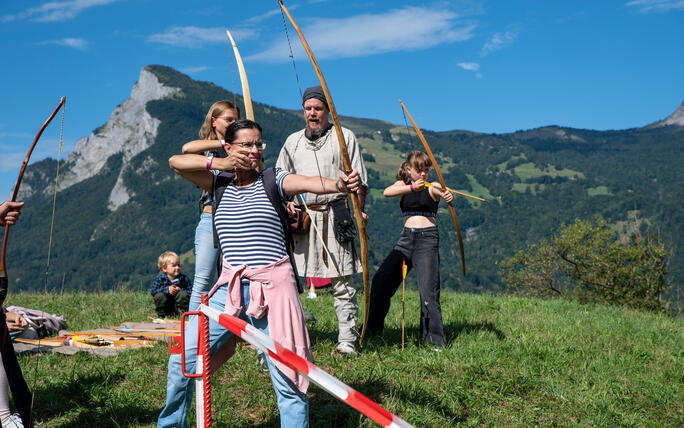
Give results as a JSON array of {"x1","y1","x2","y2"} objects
[
  {"x1": 458, "y1": 62, "x2": 480, "y2": 71},
  {"x1": 180, "y1": 66, "x2": 212, "y2": 74},
  {"x1": 37, "y1": 37, "x2": 89, "y2": 50},
  {"x1": 1, "y1": 0, "x2": 118, "y2": 23},
  {"x1": 0, "y1": 152, "x2": 25, "y2": 172},
  {"x1": 480, "y1": 30, "x2": 517, "y2": 56},
  {"x1": 245, "y1": 7, "x2": 290, "y2": 23},
  {"x1": 148, "y1": 26, "x2": 258, "y2": 49},
  {"x1": 247, "y1": 6, "x2": 476, "y2": 62},
  {"x1": 626, "y1": 0, "x2": 684, "y2": 12}
]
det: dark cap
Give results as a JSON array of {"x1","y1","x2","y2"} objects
[{"x1": 302, "y1": 86, "x2": 329, "y2": 110}]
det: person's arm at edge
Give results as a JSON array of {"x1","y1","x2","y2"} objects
[{"x1": 0, "y1": 201, "x2": 24, "y2": 226}]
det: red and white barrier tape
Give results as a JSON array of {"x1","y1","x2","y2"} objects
[{"x1": 198, "y1": 304, "x2": 414, "y2": 428}]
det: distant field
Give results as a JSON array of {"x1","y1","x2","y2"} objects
[
  {"x1": 588, "y1": 185, "x2": 612, "y2": 196},
  {"x1": 513, "y1": 162, "x2": 584, "y2": 181},
  {"x1": 463, "y1": 174, "x2": 494, "y2": 207},
  {"x1": 388, "y1": 127, "x2": 457, "y2": 173},
  {"x1": 357, "y1": 132, "x2": 405, "y2": 182},
  {"x1": 512, "y1": 182, "x2": 545, "y2": 195}
]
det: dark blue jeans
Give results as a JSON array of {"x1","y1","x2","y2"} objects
[{"x1": 367, "y1": 226, "x2": 446, "y2": 347}]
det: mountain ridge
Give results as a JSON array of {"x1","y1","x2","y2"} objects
[{"x1": 6, "y1": 65, "x2": 683, "y2": 304}]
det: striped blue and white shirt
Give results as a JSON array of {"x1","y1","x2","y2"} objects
[{"x1": 214, "y1": 168, "x2": 291, "y2": 268}]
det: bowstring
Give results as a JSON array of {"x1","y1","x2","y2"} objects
[
  {"x1": 43, "y1": 101, "x2": 65, "y2": 294},
  {"x1": 279, "y1": 3, "x2": 327, "y2": 193},
  {"x1": 401, "y1": 106, "x2": 417, "y2": 148},
  {"x1": 280, "y1": 4, "x2": 303, "y2": 99},
  {"x1": 32, "y1": 99, "x2": 66, "y2": 413}
]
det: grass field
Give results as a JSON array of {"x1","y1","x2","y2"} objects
[
  {"x1": 462, "y1": 174, "x2": 494, "y2": 208},
  {"x1": 587, "y1": 185, "x2": 612, "y2": 196},
  {"x1": 512, "y1": 162, "x2": 585, "y2": 181},
  {"x1": 7, "y1": 289, "x2": 683, "y2": 427}
]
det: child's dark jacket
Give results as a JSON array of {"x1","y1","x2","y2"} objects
[{"x1": 150, "y1": 273, "x2": 192, "y2": 296}]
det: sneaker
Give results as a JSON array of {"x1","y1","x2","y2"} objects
[
  {"x1": 2, "y1": 414, "x2": 28, "y2": 428},
  {"x1": 307, "y1": 291, "x2": 317, "y2": 299},
  {"x1": 332, "y1": 342, "x2": 358, "y2": 356},
  {"x1": 257, "y1": 352, "x2": 269, "y2": 372}
]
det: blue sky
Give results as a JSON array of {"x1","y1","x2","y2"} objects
[{"x1": 1, "y1": 0, "x2": 683, "y2": 201}]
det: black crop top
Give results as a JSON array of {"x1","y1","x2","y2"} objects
[{"x1": 400, "y1": 188, "x2": 439, "y2": 217}]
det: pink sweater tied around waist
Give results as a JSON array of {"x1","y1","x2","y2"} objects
[{"x1": 207, "y1": 255, "x2": 312, "y2": 393}]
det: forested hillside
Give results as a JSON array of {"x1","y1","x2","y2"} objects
[{"x1": 5, "y1": 65, "x2": 682, "y2": 304}]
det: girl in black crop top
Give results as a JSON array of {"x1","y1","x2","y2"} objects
[{"x1": 366, "y1": 151, "x2": 453, "y2": 349}]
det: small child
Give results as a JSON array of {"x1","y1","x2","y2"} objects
[{"x1": 150, "y1": 251, "x2": 192, "y2": 318}]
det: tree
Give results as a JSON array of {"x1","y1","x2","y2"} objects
[{"x1": 499, "y1": 215, "x2": 669, "y2": 311}]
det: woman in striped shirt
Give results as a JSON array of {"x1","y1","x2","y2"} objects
[{"x1": 158, "y1": 119, "x2": 360, "y2": 428}]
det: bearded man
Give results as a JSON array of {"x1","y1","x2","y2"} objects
[{"x1": 276, "y1": 86, "x2": 369, "y2": 356}]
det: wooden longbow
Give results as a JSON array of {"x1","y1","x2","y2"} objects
[
  {"x1": 400, "y1": 99, "x2": 466, "y2": 275},
  {"x1": 226, "y1": 29, "x2": 254, "y2": 121},
  {"x1": 0, "y1": 96, "x2": 65, "y2": 428},
  {"x1": 278, "y1": 0, "x2": 372, "y2": 346}
]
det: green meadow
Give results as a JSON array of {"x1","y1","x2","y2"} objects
[{"x1": 8, "y1": 289, "x2": 682, "y2": 427}]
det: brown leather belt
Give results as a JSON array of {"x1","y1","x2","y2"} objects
[
  {"x1": 307, "y1": 203, "x2": 329, "y2": 211},
  {"x1": 203, "y1": 205, "x2": 213, "y2": 214},
  {"x1": 308, "y1": 198, "x2": 349, "y2": 211}
]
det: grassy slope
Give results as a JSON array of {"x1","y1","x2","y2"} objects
[{"x1": 8, "y1": 290, "x2": 683, "y2": 427}]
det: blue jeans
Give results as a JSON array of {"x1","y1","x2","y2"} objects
[
  {"x1": 189, "y1": 213, "x2": 220, "y2": 311},
  {"x1": 157, "y1": 283, "x2": 309, "y2": 428}
]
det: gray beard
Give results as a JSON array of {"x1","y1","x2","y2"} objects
[{"x1": 305, "y1": 123, "x2": 332, "y2": 141}]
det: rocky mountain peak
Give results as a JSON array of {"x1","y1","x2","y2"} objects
[
  {"x1": 645, "y1": 100, "x2": 684, "y2": 128},
  {"x1": 18, "y1": 67, "x2": 180, "y2": 208}
]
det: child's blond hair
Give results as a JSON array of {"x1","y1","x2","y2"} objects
[{"x1": 158, "y1": 251, "x2": 180, "y2": 271}]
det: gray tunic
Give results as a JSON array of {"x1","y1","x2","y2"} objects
[{"x1": 276, "y1": 126, "x2": 368, "y2": 278}]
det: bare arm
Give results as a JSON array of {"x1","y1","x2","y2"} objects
[
  {"x1": 427, "y1": 182, "x2": 454, "y2": 203},
  {"x1": 383, "y1": 179, "x2": 425, "y2": 197},
  {"x1": 168, "y1": 155, "x2": 214, "y2": 192},
  {"x1": 282, "y1": 170, "x2": 360, "y2": 196},
  {"x1": 182, "y1": 139, "x2": 223, "y2": 154},
  {"x1": 169, "y1": 144, "x2": 254, "y2": 192}
]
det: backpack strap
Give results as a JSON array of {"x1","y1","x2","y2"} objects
[{"x1": 261, "y1": 168, "x2": 303, "y2": 293}]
